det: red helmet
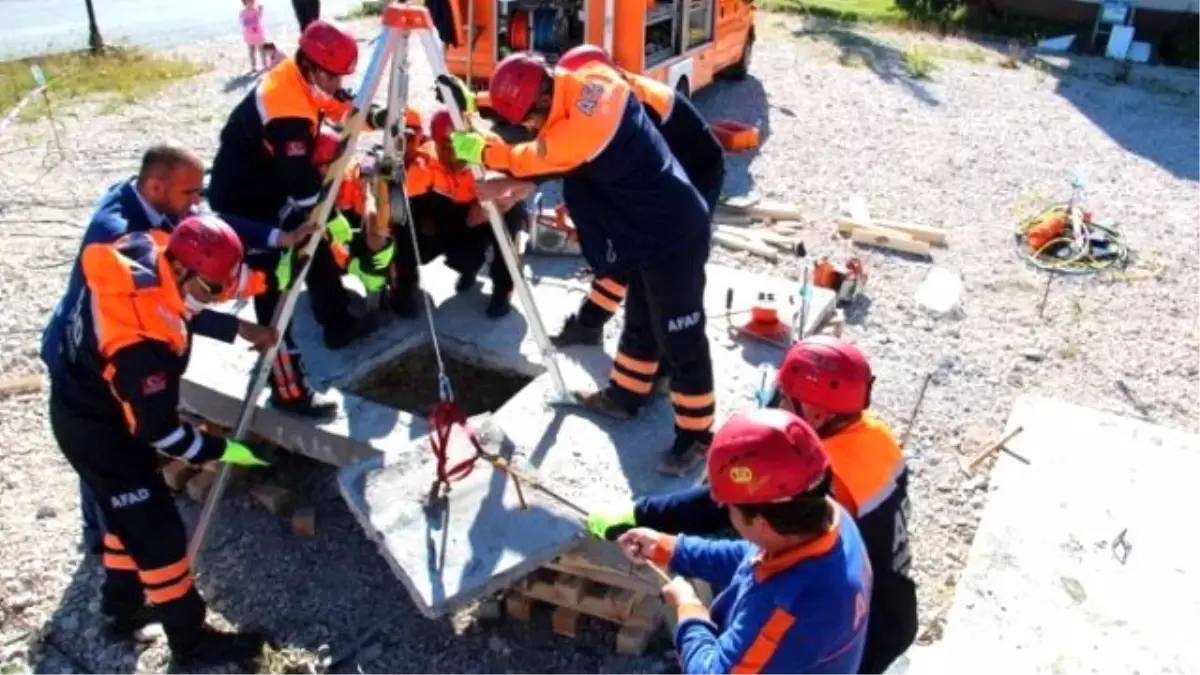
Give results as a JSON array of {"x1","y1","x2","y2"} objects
[
  {"x1": 168, "y1": 215, "x2": 244, "y2": 287},
  {"x1": 428, "y1": 108, "x2": 455, "y2": 146},
  {"x1": 299, "y1": 20, "x2": 358, "y2": 76},
  {"x1": 708, "y1": 409, "x2": 830, "y2": 505},
  {"x1": 557, "y1": 44, "x2": 614, "y2": 72},
  {"x1": 313, "y1": 126, "x2": 341, "y2": 166},
  {"x1": 488, "y1": 53, "x2": 548, "y2": 124},
  {"x1": 777, "y1": 336, "x2": 874, "y2": 415}
]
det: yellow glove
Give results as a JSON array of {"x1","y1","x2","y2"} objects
[
  {"x1": 327, "y1": 211, "x2": 353, "y2": 245},
  {"x1": 221, "y1": 439, "x2": 272, "y2": 467},
  {"x1": 450, "y1": 131, "x2": 487, "y2": 165}
]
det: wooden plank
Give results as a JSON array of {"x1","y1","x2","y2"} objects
[
  {"x1": 713, "y1": 231, "x2": 779, "y2": 261},
  {"x1": 545, "y1": 560, "x2": 658, "y2": 595},
  {"x1": 0, "y1": 374, "x2": 42, "y2": 397},
  {"x1": 837, "y1": 217, "x2": 947, "y2": 246},
  {"x1": 504, "y1": 593, "x2": 532, "y2": 621},
  {"x1": 550, "y1": 574, "x2": 586, "y2": 606},
  {"x1": 718, "y1": 199, "x2": 802, "y2": 221},
  {"x1": 521, "y1": 578, "x2": 656, "y2": 628},
  {"x1": 551, "y1": 606, "x2": 581, "y2": 638},
  {"x1": 850, "y1": 227, "x2": 932, "y2": 256}
]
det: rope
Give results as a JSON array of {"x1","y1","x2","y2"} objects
[{"x1": 1012, "y1": 204, "x2": 1161, "y2": 280}]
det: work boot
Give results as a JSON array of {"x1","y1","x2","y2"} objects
[
  {"x1": 486, "y1": 292, "x2": 512, "y2": 319},
  {"x1": 270, "y1": 390, "x2": 339, "y2": 420},
  {"x1": 551, "y1": 314, "x2": 603, "y2": 348},
  {"x1": 322, "y1": 314, "x2": 378, "y2": 350},
  {"x1": 102, "y1": 606, "x2": 157, "y2": 642},
  {"x1": 573, "y1": 387, "x2": 638, "y2": 421},
  {"x1": 657, "y1": 435, "x2": 711, "y2": 477},
  {"x1": 170, "y1": 625, "x2": 268, "y2": 672}
]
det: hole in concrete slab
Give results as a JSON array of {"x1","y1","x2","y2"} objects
[{"x1": 349, "y1": 344, "x2": 534, "y2": 417}]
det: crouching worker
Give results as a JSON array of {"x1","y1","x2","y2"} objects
[
  {"x1": 309, "y1": 126, "x2": 394, "y2": 295},
  {"x1": 588, "y1": 335, "x2": 918, "y2": 674},
  {"x1": 45, "y1": 215, "x2": 277, "y2": 670},
  {"x1": 618, "y1": 408, "x2": 872, "y2": 674},
  {"x1": 390, "y1": 107, "x2": 530, "y2": 319}
]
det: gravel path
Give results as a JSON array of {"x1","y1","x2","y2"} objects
[{"x1": 2, "y1": 13, "x2": 1197, "y2": 673}]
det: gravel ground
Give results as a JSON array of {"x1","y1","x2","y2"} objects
[{"x1": 2, "y1": 12, "x2": 1198, "y2": 674}]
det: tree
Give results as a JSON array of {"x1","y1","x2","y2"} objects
[{"x1": 84, "y1": 0, "x2": 105, "y2": 54}]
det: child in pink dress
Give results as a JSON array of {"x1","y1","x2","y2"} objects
[{"x1": 239, "y1": 0, "x2": 267, "y2": 71}]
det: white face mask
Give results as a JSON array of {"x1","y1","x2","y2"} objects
[{"x1": 184, "y1": 293, "x2": 208, "y2": 316}]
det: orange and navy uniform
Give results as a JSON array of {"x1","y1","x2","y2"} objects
[
  {"x1": 405, "y1": 140, "x2": 478, "y2": 206},
  {"x1": 47, "y1": 230, "x2": 229, "y2": 644},
  {"x1": 392, "y1": 140, "x2": 525, "y2": 303},
  {"x1": 649, "y1": 504, "x2": 872, "y2": 673},
  {"x1": 622, "y1": 72, "x2": 724, "y2": 204},
  {"x1": 556, "y1": 68, "x2": 725, "y2": 333},
  {"x1": 55, "y1": 230, "x2": 230, "y2": 464},
  {"x1": 207, "y1": 56, "x2": 397, "y2": 228},
  {"x1": 477, "y1": 60, "x2": 710, "y2": 276},
  {"x1": 632, "y1": 411, "x2": 918, "y2": 674}
]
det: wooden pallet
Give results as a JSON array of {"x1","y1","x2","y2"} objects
[{"x1": 503, "y1": 558, "x2": 666, "y2": 655}]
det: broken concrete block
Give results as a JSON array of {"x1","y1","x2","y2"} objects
[
  {"x1": 291, "y1": 506, "x2": 316, "y2": 538},
  {"x1": 249, "y1": 484, "x2": 292, "y2": 515},
  {"x1": 185, "y1": 472, "x2": 216, "y2": 503}
]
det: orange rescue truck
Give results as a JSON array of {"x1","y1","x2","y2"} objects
[{"x1": 437, "y1": 0, "x2": 756, "y2": 97}]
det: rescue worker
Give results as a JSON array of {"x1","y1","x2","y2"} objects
[
  {"x1": 392, "y1": 106, "x2": 530, "y2": 319},
  {"x1": 207, "y1": 19, "x2": 398, "y2": 418},
  {"x1": 587, "y1": 336, "x2": 918, "y2": 674},
  {"x1": 445, "y1": 53, "x2": 717, "y2": 474},
  {"x1": 312, "y1": 125, "x2": 395, "y2": 297},
  {"x1": 550, "y1": 44, "x2": 726, "y2": 349},
  {"x1": 38, "y1": 144, "x2": 281, "y2": 555},
  {"x1": 619, "y1": 408, "x2": 872, "y2": 674},
  {"x1": 46, "y1": 215, "x2": 275, "y2": 669}
]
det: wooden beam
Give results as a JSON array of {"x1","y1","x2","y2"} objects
[
  {"x1": 713, "y1": 230, "x2": 780, "y2": 261},
  {"x1": 837, "y1": 217, "x2": 947, "y2": 246},
  {"x1": 849, "y1": 226, "x2": 932, "y2": 256}
]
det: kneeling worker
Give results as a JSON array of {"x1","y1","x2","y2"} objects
[
  {"x1": 311, "y1": 126, "x2": 395, "y2": 296},
  {"x1": 391, "y1": 107, "x2": 529, "y2": 319},
  {"x1": 446, "y1": 53, "x2": 716, "y2": 473},
  {"x1": 618, "y1": 408, "x2": 872, "y2": 674},
  {"x1": 588, "y1": 336, "x2": 918, "y2": 674},
  {"x1": 550, "y1": 44, "x2": 726, "y2": 349},
  {"x1": 46, "y1": 216, "x2": 276, "y2": 669}
]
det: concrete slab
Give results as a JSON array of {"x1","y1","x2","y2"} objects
[
  {"x1": 934, "y1": 395, "x2": 1200, "y2": 672},
  {"x1": 338, "y1": 413, "x2": 585, "y2": 618},
  {"x1": 182, "y1": 258, "x2": 835, "y2": 468},
  {"x1": 337, "y1": 265, "x2": 835, "y2": 617}
]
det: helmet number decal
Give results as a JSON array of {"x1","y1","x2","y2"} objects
[{"x1": 729, "y1": 466, "x2": 753, "y2": 484}]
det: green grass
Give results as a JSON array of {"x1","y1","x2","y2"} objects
[
  {"x1": 773, "y1": 0, "x2": 907, "y2": 22},
  {"x1": 903, "y1": 44, "x2": 937, "y2": 78},
  {"x1": 0, "y1": 47, "x2": 206, "y2": 123},
  {"x1": 338, "y1": 0, "x2": 388, "y2": 19},
  {"x1": 761, "y1": 0, "x2": 1083, "y2": 43}
]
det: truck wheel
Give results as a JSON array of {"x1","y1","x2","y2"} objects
[{"x1": 725, "y1": 27, "x2": 755, "y2": 81}]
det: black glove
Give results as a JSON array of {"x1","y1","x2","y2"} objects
[
  {"x1": 435, "y1": 74, "x2": 476, "y2": 115},
  {"x1": 333, "y1": 87, "x2": 355, "y2": 103},
  {"x1": 367, "y1": 106, "x2": 390, "y2": 131}
]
